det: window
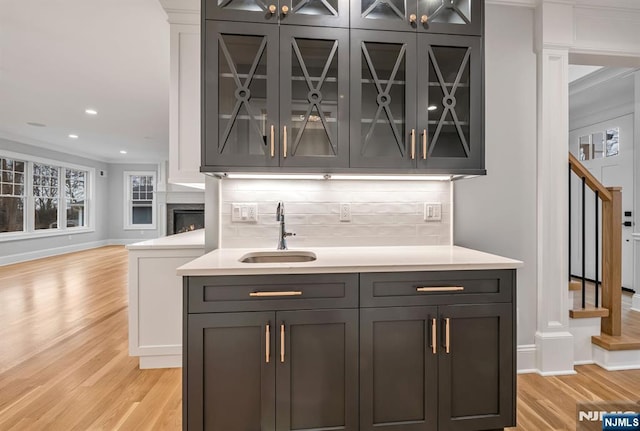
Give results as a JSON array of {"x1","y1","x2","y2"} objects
[
  {"x1": 125, "y1": 172, "x2": 156, "y2": 229},
  {"x1": 0, "y1": 157, "x2": 25, "y2": 233},
  {"x1": 0, "y1": 152, "x2": 92, "y2": 240}
]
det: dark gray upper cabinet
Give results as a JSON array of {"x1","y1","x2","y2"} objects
[
  {"x1": 203, "y1": 21, "x2": 350, "y2": 170},
  {"x1": 350, "y1": 0, "x2": 483, "y2": 35},
  {"x1": 204, "y1": 0, "x2": 350, "y2": 27},
  {"x1": 203, "y1": 22, "x2": 280, "y2": 168},
  {"x1": 350, "y1": 30, "x2": 417, "y2": 169},
  {"x1": 350, "y1": 30, "x2": 483, "y2": 172}
]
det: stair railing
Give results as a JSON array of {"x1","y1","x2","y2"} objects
[{"x1": 568, "y1": 152, "x2": 622, "y2": 336}]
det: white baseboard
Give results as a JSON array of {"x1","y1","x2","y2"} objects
[
  {"x1": 517, "y1": 344, "x2": 537, "y2": 374},
  {"x1": 534, "y1": 331, "x2": 577, "y2": 376},
  {"x1": 138, "y1": 355, "x2": 182, "y2": 369},
  {"x1": 593, "y1": 345, "x2": 640, "y2": 371},
  {"x1": 0, "y1": 240, "x2": 110, "y2": 266}
]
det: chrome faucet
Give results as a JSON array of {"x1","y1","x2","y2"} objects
[{"x1": 276, "y1": 201, "x2": 295, "y2": 250}]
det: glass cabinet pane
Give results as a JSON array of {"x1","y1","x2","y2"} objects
[
  {"x1": 218, "y1": 34, "x2": 270, "y2": 157},
  {"x1": 359, "y1": 42, "x2": 407, "y2": 158},
  {"x1": 291, "y1": 0, "x2": 340, "y2": 16},
  {"x1": 423, "y1": 0, "x2": 470, "y2": 25},
  {"x1": 427, "y1": 44, "x2": 470, "y2": 158}
]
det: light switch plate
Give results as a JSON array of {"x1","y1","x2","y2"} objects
[
  {"x1": 232, "y1": 203, "x2": 258, "y2": 222},
  {"x1": 424, "y1": 203, "x2": 442, "y2": 221}
]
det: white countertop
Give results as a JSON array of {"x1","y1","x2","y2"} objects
[
  {"x1": 176, "y1": 245, "x2": 523, "y2": 276},
  {"x1": 126, "y1": 229, "x2": 205, "y2": 250}
]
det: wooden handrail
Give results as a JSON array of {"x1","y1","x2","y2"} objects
[
  {"x1": 569, "y1": 152, "x2": 612, "y2": 201},
  {"x1": 569, "y1": 152, "x2": 622, "y2": 337}
]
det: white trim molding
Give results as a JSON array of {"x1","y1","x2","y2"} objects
[
  {"x1": 593, "y1": 345, "x2": 640, "y2": 371},
  {"x1": 0, "y1": 240, "x2": 110, "y2": 266},
  {"x1": 517, "y1": 344, "x2": 538, "y2": 373},
  {"x1": 535, "y1": 332, "x2": 578, "y2": 375}
]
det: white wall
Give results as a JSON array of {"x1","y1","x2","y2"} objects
[
  {"x1": 454, "y1": 5, "x2": 538, "y2": 347},
  {"x1": 0, "y1": 138, "x2": 110, "y2": 264},
  {"x1": 221, "y1": 179, "x2": 451, "y2": 248},
  {"x1": 569, "y1": 114, "x2": 634, "y2": 290}
]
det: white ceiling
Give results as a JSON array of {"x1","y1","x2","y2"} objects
[{"x1": 0, "y1": 0, "x2": 170, "y2": 163}]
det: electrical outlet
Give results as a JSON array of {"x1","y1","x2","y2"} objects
[
  {"x1": 424, "y1": 202, "x2": 442, "y2": 221},
  {"x1": 340, "y1": 203, "x2": 351, "y2": 222},
  {"x1": 232, "y1": 203, "x2": 258, "y2": 222}
]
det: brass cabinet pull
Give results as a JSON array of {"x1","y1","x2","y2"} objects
[
  {"x1": 422, "y1": 129, "x2": 427, "y2": 159},
  {"x1": 265, "y1": 324, "x2": 270, "y2": 363},
  {"x1": 416, "y1": 286, "x2": 464, "y2": 292},
  {"x1": 421, "y1": 14, "x2": 428, "y2": 24},
  {"x1": 281, "y1": 5, "x2": 289, "y2": 14},
  {"x1": 250, "y1": 291, "x2": 302, "y2": 297},
  {"x1": 409, "y1": 13, "x2": 417, "y2": 23},
  {"x1": 280, "y1": 323, "x2": 285, "y2": 363},
  {"x1": 268, "y1": 4, "x2": 277, "y2": 13},
  {"x1": 270, "y1": 125, "x2": 275, "y2": 158},
  {"x1": 445, "y1": 317, "x2": 451, "y2": 354},
  {"x1": 431, "y1": 318, "x2": 437, "y2": 354},
  {"x1": 411, "y1": 129, "x2": 415, "y2": 160},
  {"x1": 283, "y1": 125, "x2": 288, "y2": 158}
]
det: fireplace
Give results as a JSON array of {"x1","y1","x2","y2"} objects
[{"x1": 167, "y1": 204, "x2": 204, "y2": 235}]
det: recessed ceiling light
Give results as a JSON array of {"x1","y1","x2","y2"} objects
[
  {"x1": 68, "y1": 134, "x2": 79, "y2": 139},
  {"x1": 427, "y1": 105, "x2": 438, "y2": 111},
  {"x1": 85, "y1": 108, "x2": 98, "y2": 115},
  {"x1": 120, "y1": 150, "x2": 127, "y2": 154},
  {"x1": 27, "y1": 122, "x2": 47, "y2": 127}
]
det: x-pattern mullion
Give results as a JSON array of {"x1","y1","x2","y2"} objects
[
  {"x1": 361, "y1": 42, "x2": 406, "y2": 157},
  {"x1": 427, "y1": 45, "x2": 471, "y2": 157},
  {"x1": 218, "y1": 0, "x2": 268, "y2": 11},
  {"x1": 218, "y1": 35, "x2": 270, "y2": 155},
  {"x1": 427, "y1": 1, "x2": 470, "y2": 25},
  {"x1": 292, "y1": 0, "x2": 338, "y2": 16},
  {"x1": 361, "y1": 0, "x2": 404, "y2": 21},
  {"x1": 290, "y1": 39, "x2": 338, "y2": 156}
]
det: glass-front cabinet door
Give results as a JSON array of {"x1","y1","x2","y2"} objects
[
  {"x1": 203, "y1": 22, "x2": 280, "y2": 168},
  {"x1": 204, "y1": 0, "x2": 349, "y2": 27},
  {"x1": 279, "y1": 27, "x2": 350, "y2": 168},
  {"x1": 350, "y1": 31, "x2": 417, "y2": 169},
  {"x1": 417, "y1": 34, "x2": 482, "y2": 171},
  {"x1": 351, "y1": 0, "x2": 482, "y2": 35},
  {"x1": 418, "y1": 0, "x2": 483, "y2": 36}
]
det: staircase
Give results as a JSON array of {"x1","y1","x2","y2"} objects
[{"x1": 568, "y1": 152, "x2": 640, "y2": 370}]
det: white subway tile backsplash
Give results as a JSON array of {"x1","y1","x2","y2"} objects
[{"x1": 220, "y1": 179, "x2": 451, "y2": 248}]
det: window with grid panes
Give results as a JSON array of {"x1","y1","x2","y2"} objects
[
  {"x1": 65, "y1": 169, "x2": 86, "y2": 228},
  {"x1": 0, "y1": 157, "x2": 26, "y2": 233},
  {"x1": 125, "y1": 173, "x2": 156, "y2": 229},
  {"x1": 33, "y1": 163, "x2": 59, "y2": 230}
]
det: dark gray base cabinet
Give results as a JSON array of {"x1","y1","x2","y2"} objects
[{"x1": 183, "y1": 269, "x2": 516, "y2": 431}]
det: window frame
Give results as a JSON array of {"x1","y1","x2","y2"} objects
[
  {"x1": 0, "y1": 151, "x2": 95, "y2": 242},
  {"x1": 123, "y1": 171, "x2": 157, "y2": 230}
]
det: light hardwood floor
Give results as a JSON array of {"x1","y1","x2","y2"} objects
[{"x1": 1, "y1": 246, "x2": 639, "y2": 430}]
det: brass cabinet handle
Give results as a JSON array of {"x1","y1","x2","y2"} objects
[
  {"x1": 281, "y1": 5, "x2": 289, "y2": 14},
  {"x1": 250, "y1": 291, "x2": 302, "y2": 297},
  {"x1": 283, "y1": 125, "x2": 287, "y2": 158},
  {"x1": 421, "y1": 14, "x2": 428, "y2": 24},
  {"x1": 270, "y1": 125, "x2": 275, "y2": 158},
  {"x1": 422, "y1": 129, "x2": 427, "y2": 159},
  {"x1": 268, "y1": 4, "x2": 277, "y2": 13},
  {"x1": 431, "y1": 318, "x2": 437, "y2": 354},
  {"x1": 416, "y1": 286, "x2": 464, "y2": 292},
  {"x1": 265, "y1": 324, "x2": 270, "y2": 363},
  {"x1": 411, "y1": 129, "x2": 415, "y2": 160},
  {"x1": 280, "y1": 323, "x2": 285, "y2": 363},
  {"x1": 409, "y1": 13, "x2": 417, "y2": 23},
  {"x1": 445, "y1": 317, "x2": 451, "y2": 354}
]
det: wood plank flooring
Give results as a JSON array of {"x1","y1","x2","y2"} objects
[{"x1": 1, "y1": 246, "x2": 639, "y2": 430}]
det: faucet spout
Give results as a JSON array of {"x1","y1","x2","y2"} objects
[{"x1": 276, "y1": 201, "x2": 295, "y2": 250}]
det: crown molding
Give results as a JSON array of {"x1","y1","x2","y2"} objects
[
  {"x1": 569, "y1": 67, "x2": 637, "y2": 96},
  {"x1": 486, "y1": 0, "x2": 537, "y2": 7},
  {"x1": 158, "y1": 0, "x2": 200, "y2": 24}
]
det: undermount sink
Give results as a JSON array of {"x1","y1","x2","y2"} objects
[{"x1": 239, "y1": 250, "x2": 317, "y2": 264}]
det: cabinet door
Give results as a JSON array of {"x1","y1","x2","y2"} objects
[
  {"x1": 417, "y1": 0, "x2": 483, "y2": 36},
  {"x1": 203, "y1": 0, "x2": 280, "y2": 24},
  {"x1": 276, "y1": 309, "x2": 358, "y2": 431},
  {"x1": 350, "y1": 0, "x2": 417, "y2": 32},
  {"x1": 186, "y1": 312, "x2": 276, "y2": 431},
  {"x1": 417, "y1": 34, "x2": 482, "y2": 172},
  {"x1": 279, "y1": 26, "x2": 349, "y2": 169},
  {"x1": 279, "y1": 0, "x2": 350, "y2": 27},
  {"x1": 350, "y1": 30, "x2": 417, "y2": 169},
  {"x1": 438, "y1": 304, "x2": 515, "y2": 431},
  {"x1": 360, "y1": 307, "x2": 438, "y2": 431},
  {"x1": 203, "y1": 22, "x2": 280, "y2": 169}
]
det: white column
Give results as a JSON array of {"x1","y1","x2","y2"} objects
[
  {"x1": 534, "y1": 46, "x2": 575, "y2": 375},
  {"x1": 633, "y1": 72, "x2": 640, "y2": 312}
]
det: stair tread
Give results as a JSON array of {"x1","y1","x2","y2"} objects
[
  {"x1": 592, "y1": 333, "x2": 640, "y2": 351},
  {"x1": 569, "y1": 307, "x2": 610, "y2": 319},
  {"x1": 569, "y1": 281, "x2": 582, "y2": 291}
]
